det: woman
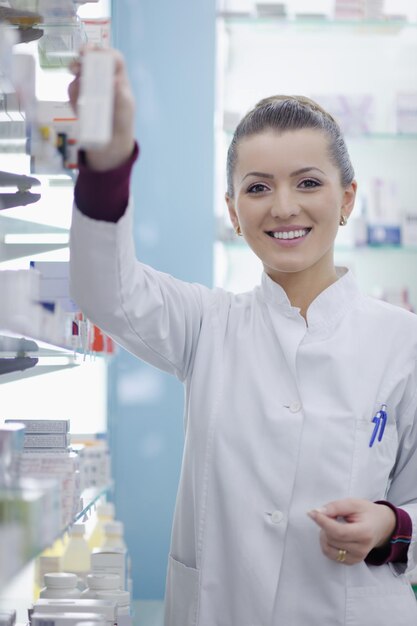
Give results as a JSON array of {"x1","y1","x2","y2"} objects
[{"x1": 69, "y1": 50, "x2": 417, "y2": 625}]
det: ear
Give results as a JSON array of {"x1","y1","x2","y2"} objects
[
  {"x1": 342, "y1": 180, "x2": 357, "y2": 219},
  {"x1": 225, "y1": 193, "x2": 239, "y2": 231}
]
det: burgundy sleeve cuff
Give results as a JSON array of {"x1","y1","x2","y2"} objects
[
  {"x1": 74, "y1": 141, "x2": 139, "y2": 223},
  {"x1": 365, "y1": 500, "x2": 412, "y2": 566}
]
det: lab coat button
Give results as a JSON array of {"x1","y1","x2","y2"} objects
[
  {"x1": 271, "y1": 510, "x2": 284, "y2": 524},
  {"x1": 289, "y1": 401, "x2": 302, "y2": 413}
]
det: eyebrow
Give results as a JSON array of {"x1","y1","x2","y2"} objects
[{"x1": 241, "y1": 167, "x2": 326, "y2": 182}]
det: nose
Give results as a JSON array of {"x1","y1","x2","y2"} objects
[{"x1": 270, "y1": 189, "x2": 300, "y2": 220}]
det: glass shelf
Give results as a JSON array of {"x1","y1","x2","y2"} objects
[
  {"x1": 218, "y1": 238, "x2": 417, "y2": 254},
  {"x1": 0, "y1": 335, "x2": 79, "y2": 383},
  {"x1": 0, "y1": 215, "x2": 69, "y2": 237},
  {"x1": 223, "y1": 129, "x2": 417, "y2": 141},
  {"x1": 0, "y1": 483, "x2": 112, "y2": 589},
  {"x1": 72, "y1": 483, "x2": 114, "y2": 525},
  {"x1": 346, "y1": 133, "x2": 417, "y2": 141},
  {"x1": 219, "y1": 14, "x2": 417, "y2": 32},
  {"x1": 0, "y1": 361, "x2": 78, "y2": 384}
]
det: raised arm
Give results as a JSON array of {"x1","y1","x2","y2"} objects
[{"x1": 68, "y1": 49, "x2": 215, "y2": 381}]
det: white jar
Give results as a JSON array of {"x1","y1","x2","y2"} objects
[
  {"x1": 96, "y1": 590, "x2": 131, "y2": 617},
  {"x1": 81, "y1": 573, "x2": 122, "y2": 598},
  {"x1": 40, "y1": 572, "x2": 82, "y2": 599}
]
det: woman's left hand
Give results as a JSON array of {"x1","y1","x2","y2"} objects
[{"x1": 307, "y1": 498, "x2": 396, "y2": 565}]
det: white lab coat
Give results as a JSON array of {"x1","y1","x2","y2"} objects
[{"x1": 70, "y1": 203, "x2": 417, "y2": 626}]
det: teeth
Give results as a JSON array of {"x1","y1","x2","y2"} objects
[{"x1": 272, "y1": 229, "x2": 309, "y2": 240}]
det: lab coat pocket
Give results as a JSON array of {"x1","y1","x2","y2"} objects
[
  {"x1": 350, "y1": 420, "x2": 398, "y2": 500},
  {"x1": 346, "y1": 582, "x2": 417, "y2": 625},
  {"x1": 165, "y1": 555, "x2": 200, "y2": 626}
]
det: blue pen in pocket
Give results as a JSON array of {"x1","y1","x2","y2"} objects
[{"x1": 369, "y1": 404, "x2": 387, "y2": 448}]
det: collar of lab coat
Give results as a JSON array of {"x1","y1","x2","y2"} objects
[{"x1": 260, "y1": 267, "x2": 361, "y2": 331}]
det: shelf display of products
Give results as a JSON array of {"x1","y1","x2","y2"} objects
[
  {"x1": 0, "y1": 417, "x2": 112, "y2": 589},
  {"x1": 215, "y1": 0, "x2": 417, "y2": 308},
  {"x1": 0, "y1": 0, "x2": 113, "y2": 616}
]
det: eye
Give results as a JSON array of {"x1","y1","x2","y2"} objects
[
  {"x1": 247, "y1": 183, "x2": 271, "y2": 194},
  {"x1": 298, "y1": 178, "x2": 321, "y2": 189}
]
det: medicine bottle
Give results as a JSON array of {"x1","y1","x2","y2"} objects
[
  {"x1": 96, "y1": 590, "x2": 131, "y2": 618},
  {"x1": 88, "y1": 502, "x2": 115, "y2": 550},
  {"x1": 39, "y1": 572, "x2": 82, "y2": 599},
  {"x1": 61, "y1": 523, "x2": 91, "y2": 587},
  {"x1": 33, "y1": 536, "x2": 67, "y2": 599},
  {"x1": 81, "y1": 573, "x2": 122, "y2": 597},
  {"x1": 82, "y1": 574, "x2": 130, "y2": 621},
  {"x1": 102, "y1": 521, "x2": 126, "y2": 551}
]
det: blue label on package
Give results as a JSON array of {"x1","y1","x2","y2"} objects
[{"x1": 367, "y1": 225, "x2": 401, "y2": 246}]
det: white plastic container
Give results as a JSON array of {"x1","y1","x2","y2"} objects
[
  {"x1": 96, "y1": 591, "x2": 130, "y2": 617},
  {"x1": 33, "y1": 599, "x2": 116, "y2": 626},
  {"x1": 61, "y1": 524, "x2": 91, "y2": 587},
  {"x1": 40, "y1": 573, "x2": 82, "y2": 599},
  {"x1": 31, "y1": 614, "x2": 105, "y2": 626},
  {"x1": 88, "y1": 503, "x2": 115, "y2": 551},
  {"x1": 81, "y1": 577, "x2": 130, "y2": 621},
  {"x1": 81, "y1": 573, "x2": 122, "y2": 597},
  {"x1": 91, "y1": 551, "x2": 126, "y2": 591},
  {"x1": 102, "y1": 522, "x2": 126, "y2": 551}
]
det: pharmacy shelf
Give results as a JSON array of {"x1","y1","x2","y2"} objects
[
  {"x1": 219, "y1": 15, "x2": 417, "y2": 32},
  {"x1": 0, "y1": 484, "x2": 112, "y2": 590},
  {"x1": 217, "y1": 237, "x2": 417, "y2": 254},
  {"x1": 346, "y1": 134, "x2": 417, "y2": 141},
  {"x1": 0, "y1": 214, "x2": 68, "y2": 237},
  {"x1": 0, "y1": 361, "x2": 78, "y2": 384},
  {"x1": 0, "y1": 213, "x2": 69, "y2": 260},
  {"x1": 73, "y1": 484, "x2": 114, "y2": 526},
  {"x1": 0, "y1": 242, "x2": 69, "y2": 262},
  {"x1": 0, "y1": 333, "x2": 80, "y2": 383},
  {"x1": 222, "y1": 129, "x2": 417, "y2": 141},
  {"x1": 0, "y1": 333, "x2": 84, "y2": 357},
  {"x1": 0, "y1": 302, "x2": 76, "y2": 351}
]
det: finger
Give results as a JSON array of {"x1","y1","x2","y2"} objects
[
  {"x1": 68, "y1": 77, "x2": 80, "y2": 113},
  {"x1": 322, "y1": 498, "x2": 366, "y2": 520},
  {"x1": 308, "y1": 510, "x2": 363, "y2": 544},
  {"x1": 319, "y1": 534, "x2": 362, "y2": 566},
  {"x1": 69, "y1": 59, "x2": 81, "y2": 76}
]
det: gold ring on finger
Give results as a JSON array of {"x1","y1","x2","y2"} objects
[{"x1": 336, "y1": 548, "x2": 347, "y2": 563}]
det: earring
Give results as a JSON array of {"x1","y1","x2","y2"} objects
[
  {"x1": 339, "y1": 215, "x2": 348, "y2": 226},
  {"x1": 235, "y1": 224, "x2": 242, "y2": 236}
]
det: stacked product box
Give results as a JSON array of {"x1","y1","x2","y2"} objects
[
  {"x1": 0, "y1": 475, "x2": 60, "y2": 560},
  {"x1": 19, "y1": 452, "x2": 81, "y2": 528},
  {"x1": 71, "y1": 435, "x2": 112, "y2": 490},
  {"x1": 30, "y1": 261, "x2": 115, "y2": 355},
  {"x1": 396, "y1": 93, "x2": 417, "y2": 135},
  {"x1": 0, "y1": 519, "x2": 23, "y2": 583},
  {"x1": 30, "y1": 262, "x2": 78, "y2": 315},
  {"x1": 312, "y1": 93, "x2": 374, "y2": 135},
  {"x1": 334, "y1": 0, "x2": 385, "y2": 20},
  {"x1": 5, "y1": 419, "x2": 81, "y2": 528},
  {"x1": 363, "y1": 0, "x2": 384, "y2": 19},
  {"x1": 334, "y1": 0, "x2": 364, "y2": 20},
  {"x1": 0, "y1": 422, "x2": 54, "y2": 571}
]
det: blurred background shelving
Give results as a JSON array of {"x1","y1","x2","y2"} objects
[{"x1": 214, "y1": 0, "x2": 417, "y2": 311}]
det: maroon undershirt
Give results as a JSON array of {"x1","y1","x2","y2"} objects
[{"x1": 73, "y1": 143, "x2": 411, "y2": 566}]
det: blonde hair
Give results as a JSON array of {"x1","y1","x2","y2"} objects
[{"x1": 226, "y1": 95, "x2": 354, "y2": 196}]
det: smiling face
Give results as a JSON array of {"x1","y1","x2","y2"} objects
[{"x1": 226, "y1": 128, "x2": 357, "y2": 288}]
